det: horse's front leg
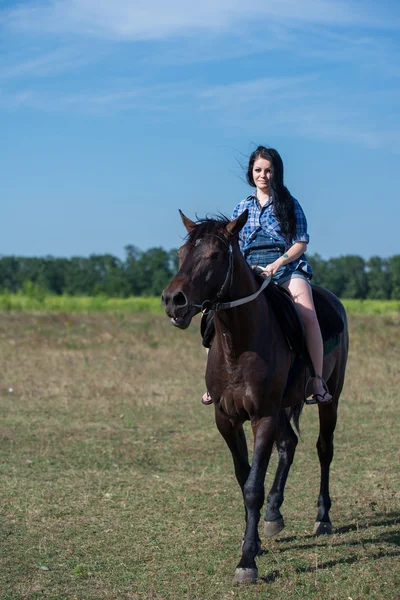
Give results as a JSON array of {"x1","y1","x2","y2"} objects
[
  {"x1": 215, "y1": 409, "x2": 250, "y2": 488},
  {"x1": 214, "y1": 410, "x2": 262, "y2": 550},
  {"x1": 235, "y1": 414, "x2": 278, "y2": 583}
]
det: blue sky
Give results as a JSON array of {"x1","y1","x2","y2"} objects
[{"x1": 1, "y1": 0, "x2": 399, "y2": 260}]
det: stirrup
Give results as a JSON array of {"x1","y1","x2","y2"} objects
[
  {"x1": 304, "y1": 375, "x2": 331, "y2": 405},
  {"x1": 201, "y1": 391, "x2": 213, "y2": 405}
]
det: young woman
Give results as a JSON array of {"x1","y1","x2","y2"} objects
[{"x1": 202, "y1": 146, "x2": 331, "y2": 405}]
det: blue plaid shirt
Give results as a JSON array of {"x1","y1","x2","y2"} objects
[{"x1": 232, "y1": 192, "x2": 312, "y2": 277}]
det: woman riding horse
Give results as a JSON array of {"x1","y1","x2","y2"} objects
[
  {"x1": 202, "y1": 146, "x2": 331, "y2": 406},
  {"x1": 162, "y1": 150, "x2": 348, "y2": 584}
]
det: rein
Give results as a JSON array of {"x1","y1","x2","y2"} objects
[{"x1": 190, "y1": 234, "x2": 272, "y2": 313}]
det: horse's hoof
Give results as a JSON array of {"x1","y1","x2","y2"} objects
[
  {"x1": 313, "y1": 521, "x2": 332, "y2": 536},
  {"x1": 264, "y1": 517, "x2": 285, "y2": 537},
  {"x1": 234, "y1": 568, "x2": 258, "y2": 584}
]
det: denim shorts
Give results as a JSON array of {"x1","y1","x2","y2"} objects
[{"x1": 244, "y1": 247, "x2": 311, "y2": 286}]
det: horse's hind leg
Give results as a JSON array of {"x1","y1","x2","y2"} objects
[
  {"x1": 314, "y1": 401, "x2": 338, "y2": 535},
  {"x1": 264, "y1": 408, "x2": 298, "y2": 536}
]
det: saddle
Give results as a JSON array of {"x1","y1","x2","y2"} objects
[{"x1": 201, "y1": 279, "x2": 344, "y2": 359}]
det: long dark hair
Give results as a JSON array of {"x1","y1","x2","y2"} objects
[{"x1": 247, "y1": 146, "x2": 296, "y2": 239}]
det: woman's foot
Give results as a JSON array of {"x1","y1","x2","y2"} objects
[
  {"x1": 306, "y1": 376, "x2": 332, "y2": 405},
  {"x1": 313, "y1": 378, "x2": 332, "y2": 404},
  {"x1": 202, "y1": 391, "x2": 213, "y2": 405},
  {"x1": 312, "y1": 390, "x2": 332, "y2": 404}
]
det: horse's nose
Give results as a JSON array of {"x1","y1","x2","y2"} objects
[
  {"x1": 161, "y1": 290, "x2": 168, "y2": 307},
  {"x1": 162, "y1": 289, "x2": 188, "y2": 309},
  {"x1": 172, "y1": 291, "x2": 188, "y2": 307}
]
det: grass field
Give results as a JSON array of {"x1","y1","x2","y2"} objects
[
  {"x1": 0, "y1": 310, "x2": 399, "y2": 599},
  {"x1": 0, "y1": 294, "x2": 163, "y2": 314},
  {"x1": 0, "y1": 293, "x2": 399, "y2": 316}
]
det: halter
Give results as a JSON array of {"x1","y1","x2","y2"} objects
[{"x1": 189, "y1": 234, "x2": 271, "y2": 313}]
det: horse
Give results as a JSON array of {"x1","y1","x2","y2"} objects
[{"x1": 161, "y1": 210, "x2": 348, "y2": 584}]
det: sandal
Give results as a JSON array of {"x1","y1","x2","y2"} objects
[
  {"x1": 202, "y1": 391, "x2": 213, "y2": 405},
  {"x1": 304, "y1": 375, "x2": 332, "y2": 405},
  {"x1": 307, "y1": 391, "x2": 332, "y2": 405}
]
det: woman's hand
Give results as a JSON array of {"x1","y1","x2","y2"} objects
[
  {"x1": 263, "y1": 258, "x2": 284, "y2": 277},
  {"x1": 253, "y1": 258, "x2": 284, "y2": 278}
]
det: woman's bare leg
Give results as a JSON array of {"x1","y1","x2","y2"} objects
[{"x1": 280, "y1": 277, "x2": 332, "y2": 402}]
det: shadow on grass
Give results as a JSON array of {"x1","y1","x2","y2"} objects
[
  {"x1": 274, "y1": 527, "x2": 400, "y2": 554},
  {"x1": 260, "y1": 550, "x2": 400, "y2": 584},
  {"x1": 276, "y1": 511, "x2": 400, "y2": 545},
  {"x1": 258, "y1": 512, "x2": 400, "y2": 584},
  {"x1": 334, "y1": 511, "x2": 400, "y2": 534}
]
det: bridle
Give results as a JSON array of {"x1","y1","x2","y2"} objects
[{"x1": 188, "y1": 233, "x2": 271, "y2": 313}]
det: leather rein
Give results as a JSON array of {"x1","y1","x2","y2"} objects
[{"x1": 189, "y1": 234, "x2": 271, "y2": 313}]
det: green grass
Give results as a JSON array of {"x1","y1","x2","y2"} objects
[
  {"x1": 0, "y1": 311, "x2": 399, "y2": 599},
  {"x1": 0, "y1": 293, "x2": 163, "y2": 313},
  {"x1": 341, "y1": 298, "x2": 400, "y2": 315},
  {"x1": 0, "y1": 293, "x2": 400, "y2": 315}
]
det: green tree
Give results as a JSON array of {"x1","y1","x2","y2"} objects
[
  {"x1": 124, "y1": 245, "x2": 143, "y2": 296},
  {"x1": 339, "y1": 256, "x2": 368, "y2": 299},
  {"x1": 64, "y1": 257, "x2": 93, "y2": 295},
  {"x1": 388, "y1": 255, "x2": 400, "y2": 299},
  {"x1": 88, "y1": 254, "x2": 127, "y2": 297},
  {"x1": 316, "y1": 257, "x2": 345, "y2": 297},
  {"x1": 3, "y1": 249, "x2": 398, "y2": 300},
  {"x1": 169, "y1": 248, "x2": 179, "y2": 273},
  {"x1": 0, "y1": 256, "x2": 21, "y2": 292},
  {"x1": 136, "y1": 247, "x2": 173, "y2": 296},
  {"x1": 367, "y1": 256, "x2": 391, "y2": 299},
  {"x1": 307, "y1": 253, "x2": 328, "y2": 287}
]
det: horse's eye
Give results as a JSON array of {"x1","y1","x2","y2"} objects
[{"x1": 211, "y1": 252, "x2": 220, "y2": 260}]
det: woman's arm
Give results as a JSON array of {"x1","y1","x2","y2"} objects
[{"x1": 279, "y1": 242, "x2": 307, "y2": 266}]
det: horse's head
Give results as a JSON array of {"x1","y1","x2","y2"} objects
[{"x1": 162, "y1": 209, "x2": 248, "y2": 329}]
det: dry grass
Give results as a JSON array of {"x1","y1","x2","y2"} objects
[{"x1": 0, "y1": 311, "x2": 399, "y2": 599}]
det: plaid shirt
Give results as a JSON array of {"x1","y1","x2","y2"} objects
[{"x1": 232, "y1": 192, "x2": 312, "y2": 276}]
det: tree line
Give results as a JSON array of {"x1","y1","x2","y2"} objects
[{"x1": 0, "y1": 247, "x2": 399, "y2": 300}]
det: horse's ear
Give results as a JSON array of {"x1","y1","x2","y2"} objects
[
  {"x1": 179, "y1": 209, "x2": 196, "y2": 233},
  {"x1": 225, "y1": 209, "x2": 248, "y2": 237}
]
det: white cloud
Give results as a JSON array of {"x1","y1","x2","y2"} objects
[
  {"x1": 197, "y1": 76, "x2": 400, "y2": 151},
  {"x1": 1, "y1": 1, "x2": 398, "y2": 88},
  {"x1": 1, "y1": 2, "x2": 398, "y2": 152},
  {"x1": 1, "y1": 72, "x2": 398, "y2": 151},
  {"x1": 2, "y1": 0, "x2": 399, "y2": 41},
  {"x1": 0, "y1": 47, "x2": 94, "y2": 80},
  {"x1": 199, "y1": 75, "x2": 317, "y2": 110},
  {"x1": 0, "y1": 80, "x2": 193, "y2": 113}
]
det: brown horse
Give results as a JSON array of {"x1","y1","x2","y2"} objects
[{"x1": 162, "y1": 210, "x2": 348, "y2": 583}]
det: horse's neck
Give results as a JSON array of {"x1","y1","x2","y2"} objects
[
  {"x1": 230, "y1": 250, "x2": 259, "y2": 299},
  {"x1": 213, "y1": 253, "x2": 271, "y2": 350}
]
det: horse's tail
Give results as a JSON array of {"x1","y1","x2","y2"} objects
[{"x1": 285, "y1": 403, "x2": 304, "y2": 435}]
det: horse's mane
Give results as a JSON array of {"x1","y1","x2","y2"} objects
[{"x1": 187, "y1": 214, "x2": 230, "y2": 245}]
